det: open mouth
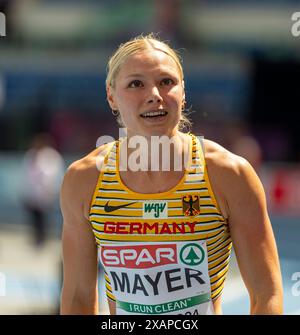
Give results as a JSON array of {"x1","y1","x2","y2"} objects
[{"x1": 140, "y1": 110, "x2": 168, "y2": 118}]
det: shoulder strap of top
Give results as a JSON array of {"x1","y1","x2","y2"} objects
[
  {"x1": 186, "y1": 133, "x2": 205, "y2": 175},
  {"x1": 102, "y1": 140, "x2": 118, "y2": 173}
]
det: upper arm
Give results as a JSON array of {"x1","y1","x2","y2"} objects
[
  {"x1": 225, "y1": 157, "x2": 283, "y2": 313},
  {"x1": 60, "y1": 163, "x2": 98, "y2": 314}
]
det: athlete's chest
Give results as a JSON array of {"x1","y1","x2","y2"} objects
[{"x1": 119, "y1": 170, "x2": 185, "y2": 194}]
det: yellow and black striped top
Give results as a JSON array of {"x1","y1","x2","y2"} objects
[{"x1": 89, "y1": 133, "x2": 232, "y2": 303}]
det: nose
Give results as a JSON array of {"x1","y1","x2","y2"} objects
[{"x1": 147, "y1": 86, "x2": 162, "y2": 104}]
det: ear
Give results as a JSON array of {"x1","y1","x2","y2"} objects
[{"x1": 106, "y1": 85, "x2": 118, "y2": 110}]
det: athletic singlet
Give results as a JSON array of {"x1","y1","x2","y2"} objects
[{"x1": 89, "y1": 133, "x2": 232, "y2": 315}]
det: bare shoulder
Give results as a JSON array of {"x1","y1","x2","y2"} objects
[
  {"x1": 203, "y1": 139, "x2": 265, "y2": 218},
  {"x1": 63, "y1": 142, "x2": 112, "y2": 189},
  {"x1": 203, "y1": 139, "x2": 251, "y2": 175},
  {"x1": 60, "y1": 142, "x2": 114, "y2": 219}
]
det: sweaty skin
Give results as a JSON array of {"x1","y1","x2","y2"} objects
[{"x1": 60, "y1": 137, "x2": 283, "y2": 315}]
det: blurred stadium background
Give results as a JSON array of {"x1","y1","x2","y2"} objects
[{"x1": 0, "y1": 0, "x2": 299, "y2": 315}]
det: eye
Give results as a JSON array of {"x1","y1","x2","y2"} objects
[
  {"x1": 161, "y1": 78, "x2": 175, "y2": 86},
  {"x1": 128, "y1": 80, "x2": 143, "y2": 88}
]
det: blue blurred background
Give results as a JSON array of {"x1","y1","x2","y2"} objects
[{"x1": 0, "y1": 0, "x2": 299, "y2": 314}]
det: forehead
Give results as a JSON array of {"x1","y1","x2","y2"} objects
[{"x1": 118, "y1": 49, "x2": 181, "y2": 79}]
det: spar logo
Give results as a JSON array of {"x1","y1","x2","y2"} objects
[
  {"x1": 180, "y1": 243, "x2": 205, "y2": 266},
  {"x1": 143, "y1": 200, "x2": 168, "y2": 219},
  {"x1": 101, "y1": 244, "x2": 177, "y2": 268}
]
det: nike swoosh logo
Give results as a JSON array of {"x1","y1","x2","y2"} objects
[{"x1": 104, "y1": 201, "x2": 137, "y2": 213}]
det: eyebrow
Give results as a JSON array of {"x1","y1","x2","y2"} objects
[
  {"x1": 125, "y1": 74, "x2": 145, "y2": 79},
  {"x1": 125, "y1": 72, "x2": 178, "y2": 79}
]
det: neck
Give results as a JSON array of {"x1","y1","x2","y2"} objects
[{"x1": 118, "y1": 130, "x2": 190, "y2": 173}]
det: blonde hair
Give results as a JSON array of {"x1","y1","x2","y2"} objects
[{"x1": 106, "y1": 33, "x2": 192, "y2": 132}]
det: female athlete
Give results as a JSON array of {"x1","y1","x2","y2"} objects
[{"x1": 60, "y1": 34, "x2": 283, "y2": 315}]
